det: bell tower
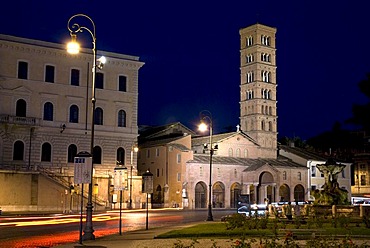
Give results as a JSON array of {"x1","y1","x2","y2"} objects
[{"x1": 239, "y1": 24, "x2": 277, "y2": 158}]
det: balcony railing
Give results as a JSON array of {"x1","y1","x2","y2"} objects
[{"x1": 0, "y1": 114, "x2": 40, "y2": 126}]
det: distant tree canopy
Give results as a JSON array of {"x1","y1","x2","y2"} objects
[{"x1": 346, "y1": 73, "x2": 370, "y2": 133}]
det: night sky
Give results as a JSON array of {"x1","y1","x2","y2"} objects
[{"x1": 1, "y1": 1, "x2": 369, "y2": 140}]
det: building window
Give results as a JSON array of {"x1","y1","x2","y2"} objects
[
  {"x1": 298, "y1": 172, "x2": 301, "y2": 180},
  {"x1": 13, "y1": 140, "x2": 24, "y2": 160},
  {"x1": 71, "y1": 69, "x2": 80, "y2": 86},
  {"x1": 177, "y1": 172, "x2": 181, "y2": 182},
  {"x1": 261, "y1": 53, "x2": 271, "y2": 62},
  {"x1": 311, "y1": 166, "x2": 316, "y2": 177},
  {"x1": 311, "y1": 185, "x2": 317, "y2": 191},
  {"x1": 228, "y1": 148, "x2": 233, "y2": 157},
  {"x1": 361, "y1": 175, "x2": 366, "y2": 186},
  {"x1": 116, "y1": 147, "x2": 125, "y2": 165},
  {"x1": 177, "y1": 154, "x2": 181, "y2": 163},
  {"x1": 234, "y1": 169, "x2": 238, "y2": 178},
  {"x1": 118, "y1": 110, "x2": 126, "y2": 127},
  {"x1": 45, "y1": 65, "x2": 55, "y2": 83},
  {"x1": 200, "y1": 166, "x2": 203, "y2": 176},
  {"x1": 93, "y1": 146, "x2": 102, "y2": 164},
  {"x1": 156, "y1": 148, "x2": 160, "y2": 157},
  {"x1": 16, "y1": 99, "x2": 27, "y2": 117},
  {"x1": 236, "y1": 148, "x2": 241, "y2": 157},
  {"x1": 156, "y1": 169, "x2": 160, "y2": 177},
  {"x1": 94, "y1": 107, "x2": 103, "y2": 125},
  {"x1": 69, "y1": 105, "x2": 79, "y2": 123},
  {"x1": 146, "y1": 149, "x2": 150, "y2": 158},
  {"x1": 41, "y1": 142, "x2": 52, "y2": 162},
  {"x1": 261, "y1": 71, "x2": 270, "y2": 83},
  {"x1": 43, "y1": 102, "x2": 53, "y2": 121},
  {"x1": 96, "y1": 72, "x2": 104, "y2": 89},
  {"x1": 18, "y1": 61, "x2": 28, "y2": 79},
  {"x1": 283, "y1": 171, "x2": 287, "y2": 180},
  {"x1": 67, "y1": 144, "x2": 77, "y2": 163},
  {"x1": 119, "y1": 75, "x2": 127, "y2": 92},
  {"x1": 244, "y1": 149, "x2": 248, "y2": 158}
]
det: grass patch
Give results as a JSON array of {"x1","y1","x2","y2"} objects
[{"x1": 156, "y1": 221, "x2": 370, "y2": 239}]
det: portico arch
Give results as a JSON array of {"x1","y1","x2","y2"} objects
[
  {"x1": 195, "y1": 181, "x2": 207, "y2": 208},
  {"x1": 230, "y1": 182, "x2": 241, "y2": 208},
  {"x1": 294, "y1": 184, "x2": 305, "y2": 202},
  {"x1": 213, "y1": 181, "x2": 225, "y2": 208},
  {"x1": 279, "y1": 184, "x2": 290, "y2": 202}
]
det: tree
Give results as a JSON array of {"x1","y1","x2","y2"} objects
[{"x1": 346, "y1": 73, "x2": 370, "y2": 133}]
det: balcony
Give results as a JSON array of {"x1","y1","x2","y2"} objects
[{"x1": 0, "y1": 114, "x2": 40, "y2": 126}]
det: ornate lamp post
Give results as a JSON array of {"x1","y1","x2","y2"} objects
[
  {"x1": 198, "y1": 110, "x2": 215, "y2": 221},
  {"x1": 67, "y1": 13, "x2": 106, "y2": 241},
  {"x1": 129, "y1": 145, "x2": 139, "y2": 209}
]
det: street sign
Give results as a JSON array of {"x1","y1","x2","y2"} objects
[{"x1": 74, "y1": 156, "x2": 92, "y2": 184}]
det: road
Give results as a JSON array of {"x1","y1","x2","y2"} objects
[{"x1": 0, "y1": 209, "x2": 235, "y2": 247}]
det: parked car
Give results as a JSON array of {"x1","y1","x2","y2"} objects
[{"x1": 237, "y1": 204, "x2": 266, "y2": 216}]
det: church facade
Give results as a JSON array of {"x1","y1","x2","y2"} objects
[{"x1": 138, "y1": 24, "x2": 313, "y2": 209}]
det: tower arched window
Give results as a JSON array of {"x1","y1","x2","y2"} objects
[
  {"x1": 261, "y1": 120, "x2": 265, "y2": 131},
  {"x1": 269, "y1": 106, "x2": 272, "y2": 115},
  {"x1": 269, "y1": 121, "x2": 272, "y2": 131},
  {"x1": 43, "y1": 102, "x2": 53, "y2": 121}
]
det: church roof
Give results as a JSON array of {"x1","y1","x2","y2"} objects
[
  {"x1": 188, "y1": 154, "x2": 305, "y2": 170},
  {"x1": 192, "y1": 131, "x2": 259, "y2": 146},
  {"x1": 279, "y1": 145, "x2": 327, "y2": 161}
]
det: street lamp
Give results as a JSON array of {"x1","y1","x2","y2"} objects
[
  {"x1": 67, "y1": 14, "x2": 106, "y2": 241},
  {"x1": 129, "y1": 145, "x2": 139, "y2": 209},
  {"x1": 199, "y1": 110, "x2": 215, "y2": 221},
  {"x1": 114, "y1": 163, "x2": 128, "y2": 235}
]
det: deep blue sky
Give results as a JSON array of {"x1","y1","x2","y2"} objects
[{"x1": 1, "y1": 1, "x2": 369, "y2": 140}]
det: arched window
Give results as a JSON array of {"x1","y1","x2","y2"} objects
[
  {"x1": 261, "y1": 121, "x2": 265, "y2": 130},
  {"x1": 69, "y1": 105, "x2": 79, "y2": 123},
  {"x1": 94, "y1": 107, "x2": 103, "y2": 125},
  {"x1": 228, "y1": 148, "x2": 233, "y2": 157},
  {"x1": 298, "y1": 172, "x2": 302, "y2": 181},
  {"x1": 13, "y1": 140, "x2": 24, "y2": 160},
  {"x1": 244, "y1": 149, "x2": 248, "y2": 158},
  {"x1": 236, "y1": 148, "x2": 241, "y2": 157},
  {"x1": 16, "y1": 99, "x2": 27, "y2": 117},
  {"x1": 41, "y1": 142, "x2": 52, "y2": 162},
  {"x1": 269, "y1": 122, "x2": 273, "y2": 131},
  {"x1": 118, "y1": 110, "x2": 126, "y2": 127},
  {"x1": 116, "y1": 147, "x2": 125, "y2": 165},
  {"x1": 43, "y1": 102, "x2": 53, "y2": 121},
  {"x1": 93, "y1": 146, "x2": 102, "y2": 164},
  {"x1": 67, "y1": 144, "x2": 77, "y2": 163}
]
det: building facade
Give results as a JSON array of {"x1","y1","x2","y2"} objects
[{"x1": 0, "y1": 34, "x2": 144, "y2": 211}]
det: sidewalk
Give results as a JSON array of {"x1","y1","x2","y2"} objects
[{"x1": 55, "y1": 222, "x2": 204, "y2": 248}]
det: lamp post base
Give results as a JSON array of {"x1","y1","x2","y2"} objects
[
  {"x1": 206, "y1": 204, "x2": 213, "y2": 221},
  {"x1": 82, "y1": 203, "x2": 95, "y2": 240}
]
